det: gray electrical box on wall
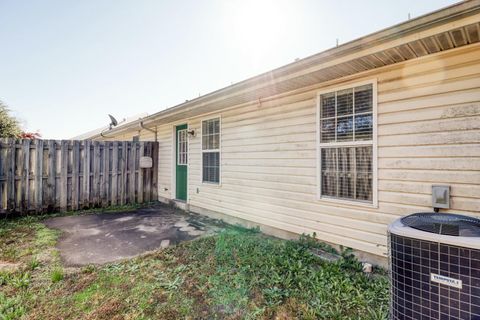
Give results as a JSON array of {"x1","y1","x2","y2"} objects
[{"x1": 432, "y1": 185, "x2": 450, "y2": 209}]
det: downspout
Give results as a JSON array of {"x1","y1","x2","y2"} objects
[{"x1": 140, "y1": 121, "x2": 158, "y2": 142}]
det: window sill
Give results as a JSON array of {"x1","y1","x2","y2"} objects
[
  {"x1": 201, "y1": 182, "x2": 222, "y2": 187},
  {"x1": 316, "y1": 196, "x2": 378, "y2": 209}
]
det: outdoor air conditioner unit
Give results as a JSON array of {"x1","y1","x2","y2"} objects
[{"x1": 389, "y1": 212, "x2": 480, "y2": 320}]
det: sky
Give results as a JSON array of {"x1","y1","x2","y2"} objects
[{"x1": 0, "y1": 0, "x2": 458, "y2": 139}]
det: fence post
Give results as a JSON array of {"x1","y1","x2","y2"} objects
[
  {"x1": 71, "y1": 140, "x2": 80, "y2": 211},
  {"x1": 6, "y1": 138, "x2": 15, "y2": 211}
]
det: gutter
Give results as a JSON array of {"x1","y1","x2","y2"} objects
[{"x1": 100, "y1": 127, "x2": 117, "y2": 139}]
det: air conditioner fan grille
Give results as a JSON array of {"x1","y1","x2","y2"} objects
[{"x1": 401, "y1": 212, "x2": 480, "y2": 237}]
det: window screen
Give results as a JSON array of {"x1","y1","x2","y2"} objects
[
  {"x1": 202, "y1": 118, "x2": 220, "y2": 184},
  {"x1": 319, "y1": 84, "x2": 374, "y2": 203},
  {"x1": 320, "y1": 146, "x2": 372, "y2": 201}
]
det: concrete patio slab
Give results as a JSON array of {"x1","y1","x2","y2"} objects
[{"x1": 43, "y1": 204, "x2": 223, "y2": 266}]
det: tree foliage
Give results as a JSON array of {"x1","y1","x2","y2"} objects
[{"x1": 0, "y1": 101, "x2": 22, "y2": 138}]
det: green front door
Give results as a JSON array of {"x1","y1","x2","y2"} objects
[{"x1": 175, "y1": 124, "x2": 188, "y2": 201}]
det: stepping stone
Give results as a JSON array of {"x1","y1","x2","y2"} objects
[
  {"x1": 309, "y1": 248, "x2": 341, "y2": 263},
  {"x1": 179, "y1": 226, "x2": 195, "y2": 232},
  {"x1": 174, "y1": 221, "x2": 190, "y2": 228},
  {"x1": 187, "y1": 230, "x2": 205, "y2": 236},
  {"x1": 188, "y1": 220, "x2": 206, "y2": 228}
]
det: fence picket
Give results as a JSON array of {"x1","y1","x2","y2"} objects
[
  {"x1": 137, "y1": 142, "x2": 144, "y2": 204},
  {"x1": 47, "y1": 140, "x2": 55, "y2": 210},
  {"x1": 92, "y1": 142, "x2": 99, "y2": 206},
  {"x1": 6, "y1": 139, "x2": 15, "y2": 210},
  {"x1": 120, "y1": 142, "x2": 127, "y2": 205},
  {"x1": 72, "y1": 141, "x2": 80, "y2": 211},
  {"x1": 83, "y1": 140, "x2": 91, "y2": 207},
  {"x1": 111, "y1": 142, "x2": 118, "y2": 206},
  {"x1": 102, "y1": 143, "x2": 109, "y2": 207},
  {"x1": 35, "y1": 139, "x2": 44, "y2": 212},
  {"x1": 129, "y1": 142, "x2": 136, "y2": 203},
  {"x1": 60, "y1": 140, "x2": 68, "y2": 211},
  {"x1": 23, "y1": 140, "x2": 31, "y2": 211}
]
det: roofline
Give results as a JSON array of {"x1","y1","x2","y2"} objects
[
  {"x1": 71, "y1": 113, "x2": 149, "y2": 139},
  {"x1": 88, "y1": 0, "x2": 480, "y2": 139}
]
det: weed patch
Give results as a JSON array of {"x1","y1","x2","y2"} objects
[
  {"x1": 0, "y1": 293, "x2": 25, "y2": 320},
  {"x1": 51, "y1": 268, "x2": 64, "y2": 283}
]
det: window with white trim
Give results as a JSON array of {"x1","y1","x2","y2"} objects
[
  {"x1": 177, "y1": 129, "x2": 188, "y2": 165},
  {"x1": 202, "y1": 118, "x2": 220, "y2": 184},
  {"x1": 318, "y1": 83, "x2": 374, "y2": 202}
]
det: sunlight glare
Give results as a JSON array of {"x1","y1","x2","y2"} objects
[{"x1": 224, "y1": 0, "x2": 291, "y2": 65}]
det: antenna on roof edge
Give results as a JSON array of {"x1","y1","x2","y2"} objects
[{"x1": 108, "y1": 114, "x2": 118, "y2": 130}]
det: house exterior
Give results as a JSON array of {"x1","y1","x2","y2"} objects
[{"x1": 82, "y1": 1, "x2": 480, "y2": 265}]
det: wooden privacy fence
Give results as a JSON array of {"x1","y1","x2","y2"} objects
[{"x1": 0, "y1": 139, "x2": 158, "y2": 215}]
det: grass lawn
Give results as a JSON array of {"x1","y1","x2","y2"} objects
[{"x1": 0, "y1": 211, "x2": 389, "y2": 319}]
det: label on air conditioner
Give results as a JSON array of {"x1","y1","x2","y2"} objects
[{"x1": 430, "y1": 273, "x2": 462, "y2": 289}]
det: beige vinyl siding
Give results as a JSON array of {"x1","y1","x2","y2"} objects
[
  {"x1": 97, "y1": 43, "x2": 480, "y2": 259},
  {"x1": 155, "y1": 124, "x2": 172, "y2": 199},
  {"x1": 189, "y1": 44, "x2": 480, "y2": 258}
]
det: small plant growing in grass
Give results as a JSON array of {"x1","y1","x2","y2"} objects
[
  {"x1": 0, "y1": 272, "x2": 8, "y2": 286},
  {"x1": 28, "y1": 257, "x2": 40, "y2": 271},
  {"x1": 51, "y1": 268, "x2": 64, "y2": 283},
  {"x1": 10, "y1": 272, "x2": 30, "y2": 289},
  {"x1": 81, "y1": 265, "x2": 96, "y2": 274},
  {"x1": 339, "y1": 246, "x2": 363, "y2": 271}
]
